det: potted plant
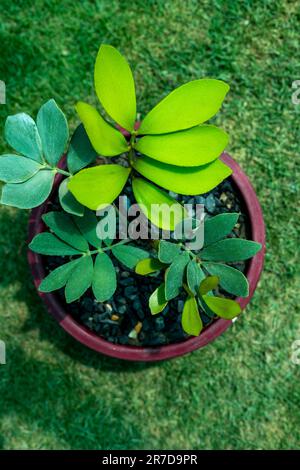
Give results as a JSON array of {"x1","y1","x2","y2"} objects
[{"x1": 0, "y1": 45, "x2": 265, "y2": 361}]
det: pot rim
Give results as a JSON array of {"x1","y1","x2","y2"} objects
[{"x1": 27, "y1": 153, "x2": 266, "y2": 362}]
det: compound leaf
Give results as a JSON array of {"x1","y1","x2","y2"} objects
[
  {"x1": 29, "y1": 232, "x2": 82, "y2": 256},
  {"x1": 39, "y1": 258, "x2": 81, "y2": 293},
  {"x1": 202, "y1": 295, "x2": 241, "y2": 319},
  {"x1": 42, "y1": 211, "x2": 89, "y2": 252},
  {"x1": 112, "y1": 244, "x2": 149, "y2": 269},
  {"x1": 4, "y1": 113, "x2": 43, "y2": 163},
  {"x1": 92, "y1": 252, "x2": 117, "y2": 302},
  {"x1": 0, "y1": 155, "x2": 42, "y2": 183},
  {"x1": 202, "y1": 262, "x2": 249, "y2": 297},
  {"x1": 65, "y1": 255, "x2": 94, "y2": 303},
  {"x1": 201, "y1": 239, "x2": 262, "y2": 262},
  {"x1": 204, "y1": 213, "x2": 239, "y2": 246},
  {"x1": 181, "y1": 295, "x2": 203, "y2": 336}
]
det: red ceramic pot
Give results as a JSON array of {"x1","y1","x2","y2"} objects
[{"x1": 28, "y1": 153, "x2": 266, "y2": 362}]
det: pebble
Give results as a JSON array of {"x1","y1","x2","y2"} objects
[{"x1": 205, "y1": 193, "x2": 216, "y2": 213}]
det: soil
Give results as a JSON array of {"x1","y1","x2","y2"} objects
[{"x1": 44, "y1": 177, "x2": 250, "y2": 347}]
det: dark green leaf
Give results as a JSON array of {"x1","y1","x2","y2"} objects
[
  {"x1": 187, "y1": 260, "x2": 205, "y2": 295},
  {"x1": 65, "y1": 255, "x2": 94, "y2": 303},
  {"x1": 181, "y1": 295, "x2": 203, "y2": 336},
  {"x1": 202, "y1": 295, "x2": 241, "y2": 319},
  {"x1": 0, "y1": 155, "x2": 42, "y2": 183},
  {"x1": 29, "y1": 232, "x2": 82, "y2": 256},
  {"x1": 149, "y1": 283, "x2": 168, "y2": 315},
  {"x1": 158, "y1": 240, "x2": 181, "y2": 264},
  {"x1": 202, "y1": 262, "x2": 249, "y2": 297},
  {"x1": 42, "y1": 211, "x2": 89, "y2": 252},
  {"x1": 39, "y1": 258, "x2": 81, "y2": 293},
  {"x1": 204, "y1": 213, "x2": 239, "y2": 246},
  {"x1": 67, "y1": 124, "x2": 98, "y2": 174},
  {"x1": 201, "y1": 239, "x2": 262, "y2": 262},
  {"x1": 37, "y1": 99, "x2": 69, "y2": 166},
  {"x1": 1, "y1": 169, "x2": 55, "y2": 209},
  {"x1": 4, "y1": 113, "x2": 43, "y2": 163},
  {"x1": 165, "y1": 252, "x2": 189, "y2": 300},
  {"x1": 58, "y1": 178, "x2": 85, "y2": 216},
  {"x1": 111, "y1": 244, "x2": 149, "y2": 269},
  {"x1": 73, "y1": 209, "x2": 101, "y2": 248},
  {"x1": 92, "y1": 252, "x2": 117, "y2": 302}
]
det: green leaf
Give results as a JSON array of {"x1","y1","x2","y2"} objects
[
  {"x1": 149, "y1": 283, "x2": 168, "y2": 315},
  {"x1": 133, "y1": 156, "x2": 232, "y2": 195},
  {"x1": 92, "y1": 252, "x2": 117, "y2": 302},
  {"x1": 94, "y1": 44, "x2": 136, "y2": 132},
  {"x1": 138, "y1": 79, "x2": 229, "y2": 135},
  {"x1": 42, "y1": 211, "x2": 89, "y2": 252},
  {"x1": 65, "y1": 255, "x2": 94, "y2": 303},
  {"x1": 158, "y1": 240, "x2": 181, "y2": 264},
  {"x1": 1, "y1": 169, "x2": 55, "y2": 209},
  {"x1": 112, "y1": 244, "x2": 149, "y2": 269},
  {"x1": 165, "y1": 252, "x2": 189, "y2": 301},
  {"x1": 201, "y1": 239, "x2": 262, "y2": 262},
  {"x1": 204, "y1": 213, "x2": 239, "y2": 246},
  {"x1": 135, "y1": 125, "x2": 229, "y2": 167},
  {"x1": 58, "y1": 178, "x2": 85, "y2": 217},
  {"x1": 4, "y1": 113, "x2": 43, "y2": 163},
  {"x1": 135, "y1": 257, "x2": 166, "y2": 275},
  {"x1": 202, "y1": 262, "x2": 249, "y2": 297},
  {"x1": 199, "y1": 275, "x2": 219, "y2": 295},
  {"x1": 39, "y1": 258, "x2": 81, "y2": 293},
  {"x1": 181, "y1": 295, "x2": 203, "y2": 336},
  {"x1": 68, "y1": 164, "x2": 131, "y2": 210},
  {"x1": 73, "y1": 209, "x2": 101, "y2": 248},
  {"x1": 132, "y1": 177, "x2": 186, "y2": 230},
  {"x1": 37, "y1": 99, "x2": 69, "y2": 166},
  {"x1": 0, "y1": 155, "x2": 42, "y2": 183},
  {"x1": 67, "y1": 124, "x2": 97, "y2": 174},
  {"x1": 202, "y1": 295, "x2": 241, "y2": 319},
  {"x1": 187, "y1": 260, "x2": 205, "y2": 295},
  {"x1": 76, "y1": 102, "x2": 128, "y2": 156},
  {"x1": 29, "y1": 232, "x2": 82, "y2": 256}
]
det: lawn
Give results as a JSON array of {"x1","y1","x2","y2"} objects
[{"x1": 0, "y1": 0, "x2": 300, "y2": 450}]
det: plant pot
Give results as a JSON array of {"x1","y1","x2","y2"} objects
[{"x1": 28, "y1": 153, "x2": 265, "y2": 362}]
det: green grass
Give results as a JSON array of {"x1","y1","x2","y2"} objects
[{"x1": 0, "y1": 0, "x2": 300, "y2": 450}]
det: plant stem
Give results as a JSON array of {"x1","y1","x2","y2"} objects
[
  {"x1": 88, "y1": 238, "x2": 131, "y2": 256},
  {"x1": 56, "y1": 168, "x2": 72, "y2": 177}
]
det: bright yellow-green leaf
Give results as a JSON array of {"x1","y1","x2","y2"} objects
[
  {"x1": 135, "y1": 125, "x2": 228, "y2": 166},
  {"x1": 199, "y1": 275, "x2": 219, "y2": 295},
  {"x1": 135, "y1": 258, "x2": 166, "y2": 275},
  {"x1": 181, "y1": 295, "x2": 203, "y2": 336},
  {"x1": 94, "y1": 44, "x2": 136, "y2": 132},
  {"x1": 138, "y1": 79, "x2": 229, "y2": 135},
  {"x1": 202, "y1": 295, "x2": 241, "y2": 319},
  {"x1": 132, "y1": 177, "x2": 187, "y2": 230},
  {"x1": 68, "y1": 164, "x2": 131, "y2": 210},
  {"x1": 133, "y1": 156, "x2": 232, "y2": 195},
  {"x1": 149, "y1": 283, "x2": 168, "y2": 315},
  {"x1": 76, "y1": 102, "x2": 129, "y2": 156}
]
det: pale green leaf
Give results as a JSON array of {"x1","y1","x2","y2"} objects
[
  {"x1": 158, "y1": 240, "x2": 181, "y2": 264},
  {"x1": 165, "y1": 252, "x2": 189, "y2": 301},
  {"x1": 68, "y1": 164, "x2": 131, "y2": 210},
  {"x1": 149, "y1": 283, "x2": 168, "y2": 315},
  {"x1": 94, "y1": 44, "x2": 136, "y2": 132},
  {"x1": 138, "y1": 79, "x2": 229, "y2": 135},
  {"x1": 201, "y1": 239, "x2": 262, "y2": 262},
  {"x1": 0, "y1": 155, "x2": 42, "y2": 183},
  {"x1": 65, "y1": 255, "x2": 94, "y2": 303},
  {"x1": 39, "y1": 258, "x2": 81, "y2": 293},
  {"x1": 202, "y1": 262, "x2": 249, "y2": 297},
  {"x1": 1, "y1": 169, "x2": 55, "y2": 209},
  {"x1": 187, "y1": 260, "x2": 205, "y2": 295},
  {"x1": 29, "y1": 232, "x2": 82, "y2": 256},
  {"x1": 202, "y1": 295, "x2": 241, "y2": 319},
  {"x1": 92, "y1": 252, "x2": 117, "y2": 302},
  {"x1": 58, "y1": 178, "x2": 85, "y2": 217},
  {"x1": 135, "y1": 125, "x2": 228, "y2": 166},
  {"x1": 37, "y1": 99, "x2": 69, "y2": 166},
  {"x1": 42, "y1": 211, "x2": 89, "y2": 252},
  {"x1": 67, "y1": 124, "x2": 97, "y2": 174},
  {"x1": 76, "y1": 102, "x2": 128, "y2": 156},
  {"x1": 132, "y1": 177, "x2": 186, "y2": 230},
  {"x1": 135, "y1": 257, "x2": 166, "y2": 275},
  {"x1": 4, "y1": 113, "x2": 43, "y2": 163},
  {"x1": 204, "y1": 213, "x2": 239, "y2": 246},
  {"x1": 181, "y1": 295, "x2": 203, "y2": 336},
  {"x1": 133, "y1": 156, "x2": 232, "y2": 195},
  {"x1": 112, "y1": 244, "x2": 149, "y2": 269},
  {"x1": 199, "y1": 275, "x2": 219, "y2": 295}
]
